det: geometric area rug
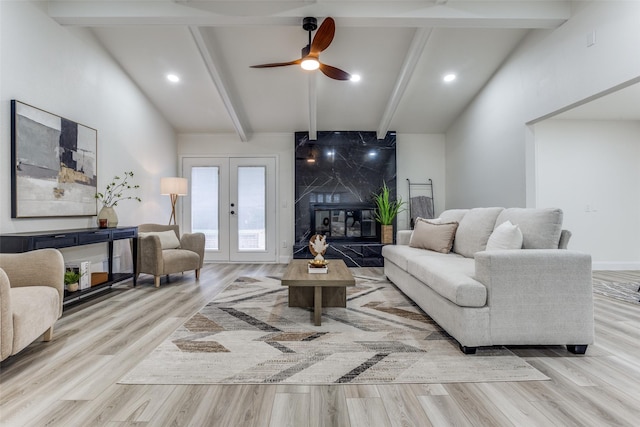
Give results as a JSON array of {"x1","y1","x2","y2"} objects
[{"x1": 119, "y1": 275, "x2": 549, "y2": 385}]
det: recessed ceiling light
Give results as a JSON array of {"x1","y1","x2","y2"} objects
[
  {"x1": 350, "y1": 74, "x2": 361, "y2": 82},
  {"x1": 443, "y1": 73, "x2": 456, "y2": 83},
  {"x1": 166, "y1": 74, "x2": 180, "y2": 83}
]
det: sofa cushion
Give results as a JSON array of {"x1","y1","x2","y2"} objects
[
  {"x1": 486, "y1": 220, "x2": 523, "y2": 251},
  {"x1": 494, "y1": 208, "x2": 563, "y2": 249},
  {"x1": 409, "y1": 220, "x2": 458, "y2": 253},
  {"x1": 407, "y1": 256, "x2": 486, "y2": 307},
  {"x1": 453, "y1": 207, "x2": 504, "y2": 258},
  {"x1": 382, "y1": 244, "x2": 452, "y2": 271},
  {"x1": 139, "y1": 230, "x2": 181, "y2": 249},
  {"x1": 439, "y1": 209, "x2": 468, "y2": 223}
]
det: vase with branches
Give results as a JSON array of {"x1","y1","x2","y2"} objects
[{"x1": 95, "y1": 171, "x2": 141, "y2": 227}]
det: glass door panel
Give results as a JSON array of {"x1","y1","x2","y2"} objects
[
  {"x1": 229, "y1": 157, "x2": 276, "y2": 262},
  {"x1": 237, "y1": 166, "x2": 266, "y2": 251},
  {"x1": 191, "y1": 166, "x2": 219, "y2": 250},
  {"x1": 183, "y1": 157, "x2": 229, "y2": 262}
]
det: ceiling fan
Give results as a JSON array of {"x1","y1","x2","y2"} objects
[{"x1": 250, "y1": 17, "x2": 352, "y2": 81}]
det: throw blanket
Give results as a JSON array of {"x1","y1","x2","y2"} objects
[{"x1": 410, "y1": 196, "x2": 434, "y2": 226}]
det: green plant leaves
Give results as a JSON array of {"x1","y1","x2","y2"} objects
[{"x1": 373, "y1": 182, "x2": 405, "y2": 225}]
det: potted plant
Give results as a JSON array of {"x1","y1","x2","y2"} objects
[
  {"x1": 372, "y1": 182, "x2": 405, "y2": 244},
  {"x1": 94, "y1": 171, "x2": 142, "y2": 228},
  {"x1": 64, "y1": 270, "x2": 82, "y2": 292}
]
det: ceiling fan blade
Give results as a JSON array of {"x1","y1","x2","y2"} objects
[
  {"x1": 250, "y1": 59, "x2": 301, "y2": 68},
  {"x1": 319, "y1": 63, "x2": 351, "y2": 81},
  {"x1": 310, "y1": 17, "x2": 335, "y2": 55}
]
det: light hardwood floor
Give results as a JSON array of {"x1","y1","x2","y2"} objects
[{"x1": 1, "y1": 265, "x2": 638, "y2": 426}]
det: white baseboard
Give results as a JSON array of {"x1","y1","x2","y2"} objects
[
  {"x1": 592, "y1": 261, "x2": 640, "y2": 271},
  {"x1": 279, "y1": 255, "x2": 292, "y2": 264}
]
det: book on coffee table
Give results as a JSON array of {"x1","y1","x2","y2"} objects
[{"x1": 308, "y1": 265, "x2": 328, "y2": 274}]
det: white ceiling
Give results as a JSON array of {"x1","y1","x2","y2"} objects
[{"x1": 47, "y1": 0, "x2": 578, "y2": 140}]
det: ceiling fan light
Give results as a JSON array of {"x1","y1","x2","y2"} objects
[{"x1": 301, "y1": 57, "x2": 320, "y2": 71}]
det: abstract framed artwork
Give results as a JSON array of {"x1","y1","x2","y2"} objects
[{"x1": 11, "y1": 100, "x2": 97, "y2": 218}]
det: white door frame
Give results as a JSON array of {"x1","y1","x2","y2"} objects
[{"x1": 181, "y1": 156, "x2": 277, "y2": 263}]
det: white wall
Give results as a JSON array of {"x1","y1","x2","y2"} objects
[
  {"x1": 446, "y1": 1, "x2": 640, "y2": 209},
  {"x1": 396, "y1": 134, "x2": 446, "y2": 230},
  {"x1": 1, "y1": 2, "x2": 177, "y2": 269},
  {"x1": 178, "y1": 132, "x2": 447, "y2": 262},
  {"x1": 535, "y1": 119, "x2": 640, "y2": 269}
]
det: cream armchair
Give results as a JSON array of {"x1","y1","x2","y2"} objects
[
  {"x1": 0, "y1": 249, "x2": 65, "y2": 362},
  {"x1": 136, "y1": 224, "x2": 205, "y2": 288}
]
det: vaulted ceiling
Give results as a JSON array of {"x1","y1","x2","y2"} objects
[{"x1": 47, "y1": 0, "x2": 573, "y2": 141}]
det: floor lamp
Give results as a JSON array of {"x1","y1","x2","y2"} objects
[{"x1": 160, "y1": 177, "x2": 188, "y2": 225}]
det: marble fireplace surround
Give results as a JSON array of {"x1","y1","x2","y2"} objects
[{"x1": 294, "y1": 131, "x2": 397, "y2": 264}]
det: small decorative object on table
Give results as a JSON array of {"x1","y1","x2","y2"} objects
[
  {"x1": 308, "y1": 234, "x2": 329, "y2": 273},
  {"x1": 95, "y1": 171, "x2": 142, "y2": 228}
]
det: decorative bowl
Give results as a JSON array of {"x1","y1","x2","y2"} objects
[{"x1": 308, "y1": 260, "x2": 329, "y2": 268}]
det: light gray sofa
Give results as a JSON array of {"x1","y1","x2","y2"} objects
[{"x1": 382, "y1": 207, "x2": 594, "y2": 354}]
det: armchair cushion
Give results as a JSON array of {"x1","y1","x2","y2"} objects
[
  {"x1": 161, "y1": 249, "x2": 201, "y2": 273},
  {"x1": 139, "y1": 230, "x2": 181, "y2": 249}
]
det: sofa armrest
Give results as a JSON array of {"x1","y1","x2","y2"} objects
[
  {"x1": 180, "y1": 233, "x2": 206, "y2": 268},
  {"x1": 474, "y1": 249, "x2": 594, "y2": 344},
  {"x1": 137, "y1": 235, "x2": 164, "y2": 275},
  {"x1": 396, "y1": 230, "x2": 412, "y2": 246},
  {"x1": 558, "y1": 229, "x2": 572, "y2": 249},
  {"x1": 0, "y1": 249, "x2": 65, "y2": 315}
]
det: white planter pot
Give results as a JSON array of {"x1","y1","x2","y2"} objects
[{"x1": 97, "y1": 205, "x2": 118, "y2": 228}]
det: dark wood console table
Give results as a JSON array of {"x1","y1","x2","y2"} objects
[{"x1": 0, "y1": 227, "x2": 138, "y2": 306}]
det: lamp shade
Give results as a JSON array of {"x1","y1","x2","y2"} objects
[{"x1": 160, "y1": 177, "x2": 188, "y2": 195}]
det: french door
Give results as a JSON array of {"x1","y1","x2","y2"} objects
[{"x1": 182, "y1": 157, "x2": 276, "y2": 262}]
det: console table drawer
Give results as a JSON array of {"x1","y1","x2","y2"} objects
[
  {"x1": 113, "y1": 229, "x2": 137, "y2": 239},
  {"x1": 33, "y1": 234, "x2": 78, "y2": 249},
  {"x1": 78, "y1": 231, "x2": 112, "y2": 244}
]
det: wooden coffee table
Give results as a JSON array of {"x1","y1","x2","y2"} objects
[{"x1": 281, "y1": 259, "x2": 355, "y2": 326}]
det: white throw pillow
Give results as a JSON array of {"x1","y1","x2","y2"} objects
[
  {"x1": 485, "y1": 220, "x2": 523, "y2": 251},
  {"x1": 139, "y1": 230, "x2": 181, "y2": 249}
]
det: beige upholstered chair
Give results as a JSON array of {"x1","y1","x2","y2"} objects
[
  {"x1": 0, "y1": 249, "x2": 65, "y2": 362},
  {"x1": 137, "y1": 224, "x2": 205, "y2": 288}
]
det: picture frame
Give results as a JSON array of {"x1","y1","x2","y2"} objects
[{"x1": 11, "y1": 100, "x2": 98, "y2": 218}]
